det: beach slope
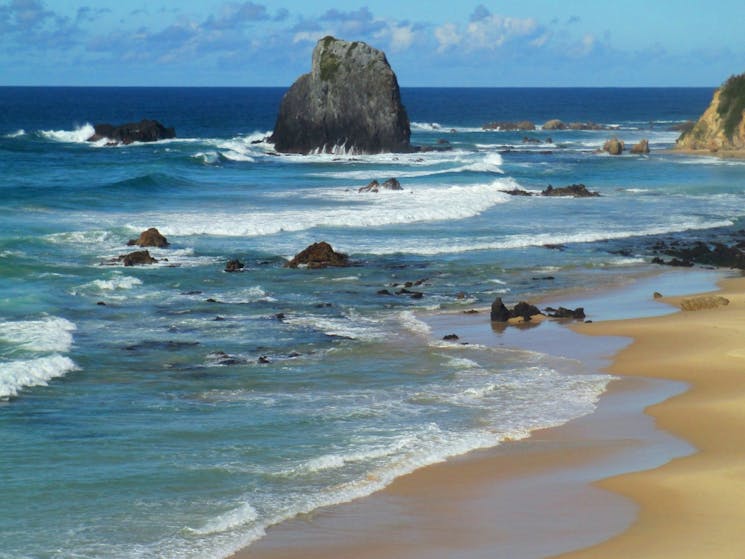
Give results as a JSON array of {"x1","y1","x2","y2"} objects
[{"x1": 557, "y1": 276, "x2": 745, "y2": 559}]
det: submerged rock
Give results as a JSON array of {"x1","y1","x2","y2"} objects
[
  {"x1": 541, "y1": 184, "x2": 600, "y2": 197},
  {"x1": 358, "y1": 178, "x2": 403, "y2": 193},
  {"x1": 225, "y1": 259, "x2": 245, "y2": 272},
  {"x1": 87, "y1": 119, "x2": 175, "y2": 145},
  {"x1": 127, "y1": 227, "x2": 169, "y2": 248},
  {"x1": 270, "y1": 36, "x2": 411, "y2": 154},
  {"x1": 285, "y1": 241, "x2": 349, "y2": 268},
  {"x1": 544, "y1": 306, "x2": 586, "y2": 319},
  {"x1": 116, "y1": 250, "x2": 158, "y2": 266}
]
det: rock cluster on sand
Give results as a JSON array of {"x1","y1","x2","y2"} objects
[
  {"x1": 285, "y1": 241, "x2": 350, "y2": 268},
  {"x1": 651, "y1": 240, "x2": 745, "y2": 269},
  {"x1": 270, "y1": 36, "x2": 411, "y2": 154},
  {"x1": 87, "y1": 120, "x2": 175, "y2": 145},
  {"x1": 676, "y1": 72, "x2": 745, "y2": 154}
]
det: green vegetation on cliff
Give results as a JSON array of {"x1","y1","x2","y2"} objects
[{"x1": 717, "y1": 73, "x2": 745, "y2": 139}]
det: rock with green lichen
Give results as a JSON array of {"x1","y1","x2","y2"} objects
[{"x1": 270, "y1": 36, "x2": 411, "y2": 154}]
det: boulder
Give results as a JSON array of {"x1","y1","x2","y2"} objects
[
  {"x1": 544, "y1": 306, "x2": 586, "y2": 319},
  {"x1": 285, "y1": 241, "x2": 349, "y2": 268},
  {"x1": 541, "y1": 184, "x2": 600, "y2": 197},
  {"x1": 127, "y1": 227, "x2": 169, "y2": 248},
  {"x1": 568, "y1": 122, "x2": 605, "y2": 130},
  {"x1": 542, "y1": 119, "x2": 566, "y2": 130},
  {"x1": 117, "y1": 250, "x2": 158, "y2": 266},
  {"x1": 630, "y1": 139, "x2": 650, "y2": 154},
  {"x1": 490, "y1": 297, "x2": 511, "y2": 322},
  {"x1": 87, "y1": 120, "x2": 175, "y2": 144},
  {"x1": 511, "y1": 301, "x2": 543, "y2": 321},
  {"x1": 270, "y1": 37, "x2": 411, "y2": 154},
  {"x1": 225, "y1": 259, "x2": 245, "y2": 272},
  {"x1": 482, "y1": 121, "x2": 535, "y2": 131},
  {"x1": 359, "y1": 180, "x2": 380, "y2": 193},
  {"x1": 603, "y1": 137, "x2": 624, "y2": 155},
  {"x1": 359, "y1": 178, "x2": 403, "y2": 192},
  {"x1": 490, "y1": 298, "x2": 544, "y2": 323}
]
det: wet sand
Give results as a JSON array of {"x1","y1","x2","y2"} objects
[{"x1": 233, "y1": 269, "x2": 734, "y2": 559}]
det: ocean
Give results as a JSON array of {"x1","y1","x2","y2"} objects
[{"x1": 1, "y1": 86, "x2": 741, "y2": 558}]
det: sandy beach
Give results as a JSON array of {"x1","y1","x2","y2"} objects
[{"x1": 234, "y1": 269, "x2": 744, "y2": 558}]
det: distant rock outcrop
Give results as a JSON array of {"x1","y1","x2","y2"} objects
[
  {"x1": 358, "y1": 178, "x2": 403, "y2": 192},
  {"x1": 603, "y1": 137, "x2": 624, "y2": 155},
  {"x1": 270, "y1": 36, "x2": 411, "y2": 154},
  {"x1": 87, "y1": 120, "x2": 175, "y2": 145},
  {"x1": 676, "y1": 72, "x2": 745, "y2": 153},
  {"x1": 630, "y1": 139, "x2": 650, "y2": 154},
  {"x1": 482, "y1": 121, "x2": 535, "y2": 131}
]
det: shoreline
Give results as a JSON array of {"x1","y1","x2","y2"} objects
[
  {"x1": 555, "y1": 274, "x2": 745, "y2": 558},
  {"x1": 233, "y1": 268, "x2": 728, "y2": 559}
]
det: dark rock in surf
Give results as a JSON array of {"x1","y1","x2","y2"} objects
[
  {"x1": 225, "y1": 259, "x2": 245, "y2": 273},
  {"x1": 116, "y1": 250, "x2": 158, "y2": 266},
  {"x1": 359, "y1": 178, "x2": 403, "y2": 193},
  {"x1": 88, "y1": 119, "x2": 175, "y2": 145},
  {"x1": 270, "y1": 36, "x2": 411, "y2": 154},
  {"x1": 541, "y1": 184, "x2": 599, "y2": 197},
  {"x1": 127, "y1": 227, "x2": 169, "y2": 248},
  {"x1": 490, "y1": 297, "x2": 511, "y2": 322},
  {"x1": 544, "y1": 306, "x2": 586, "y2": 319},
  {"x1": 285, "y1": 241, "x2": 349, "y2": 268}
]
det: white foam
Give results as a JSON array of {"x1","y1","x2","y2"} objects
[
  {"x1": 89, "y1": 275, "x2": 143, "y2": 291},
  {"x1": 0, "y1": 316, "x2": 76, "y2": 353},
  {"x1": 134, "y1": 179, "x2": 515, "y2": 238},
  {"x1": 0, "y1": 354, "x2": 78, "y2": 399},
  {"x1": 353, "y1": 217, "x2": 735, "y2": 256},
  {"x1": 191, "y1": 502, "x2": 259, "y2": 536},
  {"x1": 397, "y1": 310, "x2": 432, "y2": 337},
  {"x1": 40, "y1": 123, "x2": 96, "y2": 144},
  {"x1": 283, "y1": 313, "x2": 384, "y2": 341},
  {"x1": 5, "y1": 129, "x2": 25, "y2": 138}
]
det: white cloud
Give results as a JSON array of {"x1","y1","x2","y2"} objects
[
  {"x1": 375, "y1": 22, "x2": 415, "y2": 52},
  {"x1": 434, "y1": 22, "x2": 461, "y2": 53}
]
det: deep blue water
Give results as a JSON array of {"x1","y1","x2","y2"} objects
[{"x1": 2, "y1": 86, "x2": 742, "y2": 559}]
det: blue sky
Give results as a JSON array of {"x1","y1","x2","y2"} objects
[{"x1": 1, "y1": 0, "x2": 742, "y2": 86}]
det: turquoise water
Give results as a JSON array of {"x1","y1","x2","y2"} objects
[{"x1": 1, "y1": 87, "x2": 743, "y2": 558}]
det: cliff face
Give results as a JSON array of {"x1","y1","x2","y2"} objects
[
  {"x1": 676, "y1": 73, "x2": 745, "y2": 153},
  {"x1": 270, "y1": 37, "x2": 411, "y2": 154}
]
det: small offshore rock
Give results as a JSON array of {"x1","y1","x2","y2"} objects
[
  {"x1": 653, "y1": 292, "x2": 663, "y2": 299},
  {"x1": 117, "y1": 250, "x2": 158, "y2": 266},
  {"x1": 225, "y1": 259, "x2": 245, "y2": 273},
  {"x1": 88, "y1": 119, "x2": 175, "y2": 144},
  {"x1": 285, "y1": 241, "x2": 350, "y2": 268},
  {"x1": 127, "y1": 227, "x2": 169, "y2": 248},
  {"x1": 630, "y1": 139, "x2": 650, "y2": 154},
  {"x1": 603, "y1": 137, "x2": 624, "y2": 155},
  {"x1": 443, "y1": 334, "x2": 460, "y2": 341},
  {"x1": 541, "y1": 184, "x2": 600, "y2": 197},
  {"x1": 544, "y1": 306, "x2": 586, "y2": 319}
]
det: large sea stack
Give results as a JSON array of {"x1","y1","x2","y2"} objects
[
  {"x1": 270, "y1": 36, "x2": 411, "y2": 154},
  {"x1": 676, "y1": 72, "x2": 745, "y2": 154}
]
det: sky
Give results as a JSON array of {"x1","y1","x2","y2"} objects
[{"x1": 1, "y1": 0, "x2": 743, "y2": 87}]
